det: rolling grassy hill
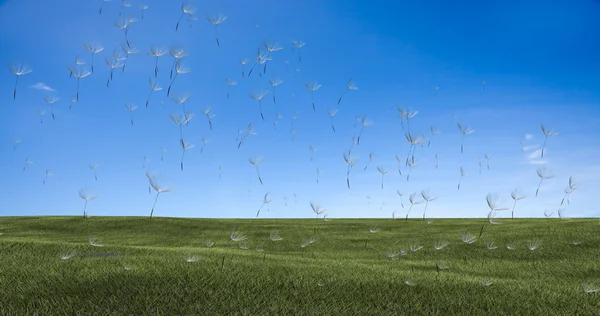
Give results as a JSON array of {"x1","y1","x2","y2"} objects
[{"x1": 0, "y1": 216, "x2": 599, "y2": 315}]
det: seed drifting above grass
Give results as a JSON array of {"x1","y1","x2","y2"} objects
[
  {"x1": 149, "y1": 178, "x2": 172, "y2": 219},
  {"x1": 377, "y1": 166, "x2": 389, "y2": 189},
  {"x1": 457, "y1": 167, "x2": 466, "y2": 190},
  {"x1": 256, "y1": 192, "x2": 271, "y2": 217},
  {"x1": 561, "y1": 176, "x2": 578, "y2": 205},
  {"x1": 405, "y1": 192, "x2": 424, "y2": 222},
  {"x1": 510, "y1": 189, "x2": 526, "y2": 219},
  {"x1": 540, "y1": 124, "x2": 558, "y2": 158},
  {"x1": 249, "y1": 157, "x2": 264, "y2": 185},
  {"x1": 421, "y1": 190, "x2": 437, "y2": 221},
  {"x1": 79, "y1": 189, "x2": 98, "y2": 218},
  {"x1": 535, "y1": 166, "x2": 554, "y2": 197}
]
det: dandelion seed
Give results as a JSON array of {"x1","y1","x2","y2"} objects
[
  {"x1": 176, "y1": 2, "x2": 196, "y2": 31},
  {"x1": 98, "y1": 0, "x2": 112, "y2": 15},
  {"x1": 124, "y1": 103, "x2": 137, "y2": 126},
  {"x1": 67, "y1": 65, "x2": 91, "y2": 102},
  {"x1": 270, "y1": 230, "x2": 283, "y2": 241},
  {"x1": 225, "y1": 78, "x2": 237, "y2": 99},
  {"x1": 167, "y1": 61, "x2": 191, "y2": 97},
  {"x1": 535, "y1": 166, "x2": 554, "y2": 197},
  {"x1": 327, "y1": 108, "x2": 339, "y2": 132},
  {"x1": 583, "y1": 281, "x2": 598, "y2": 293},
  {"x1": 79, "y1": 189, "x2": 98, "y2": 218},
  {"x1": 377, "y1": 166, "x2": 389, "y2": 190},
  {"x1": 527, "y1": 238, "x2": 541, "y2": 251},
  {"x1": 206, "y1": 14, "x2": 227, "y2": 47},
  {"x1": 9, "y1": 64, "x2": 32, "y2": 100},
  {"x1": 428, "y1": 126, "x2": 440, "y2": 147},
  {"x1": 510, "y1": 189, "x2": 526, "y2": 219},
  {"x1": 250, "y1": 91, "x2": 269, "y2": 121},
  {"x1": 480, "y1": 279, "x2": 493, "y2": 287},
  {"x1": 37, "y1": 109, "x2": 46, "y2": 125},
  {"x1": 88, "y1": 234, "x2": 103, "y2": 247},
  {"x1": 343, "y1": 152, "x2": 359, "y2": 189},
  {"x1": 60, "y1": 249, "x2": 78, "y2": 260},
  {"x1": 179, "y1": 140, "x2": 194, "y2": 171},
  {"x1": 434, "y1": 240, "x2": 449, "y2": 250},
  {"x1": 120, "y1": 42, "x2": 139, "y2": 72},
  {"x1": 44, "y1": 96, "x2": 59, "y2": 120},
  {"x1": 506, "y1": 241, "x2": 516, "y2": 250},
  {"x1": 184, "y1": 255, "x2": 200, "y2": 263},
  {"x1": 305, "y1": 82, "x2": 322, "y2": 111},
  {"x1": 397, "y1": 108, "x2": 418, "y2": 134},
  {"x1": 460, "y1": 232, "x2": 477, "y2": 244},
  {"x1": 239, "y1": 58, "x2": 249, "y2": 78},
  {"x1": 148, "y1": 47, "x2": 167, "y2": 78},
  {"x1": 404, "y1": 279, "x2": 417, "y2": 287},
  {"x1": 230, "y1": 227, "x2": 247, "y2": 242},
  {"x1": 256, "y1": 192, "x2": 271, "y2": 217},
  {"x1": 421, "y1": 190, "x2": 437, "y2": 221},
  {"x1": 310, "y1": 202, "x2": 328, "y2": 219},
  {"x1": 149, "y1": 178, "x2": 171, "y2": 219},
  {"x1": 457, "y1": 123, "x2": 475, "y2": 154},
  {"x1": 561, "y1": 176, "x2": 578, "y2": 206},
  {"x1": 291, "y1": 39, "x2": 305, "y2": 62},
  {"x1": 405, "y1": 192, "x2": 424, "y2": 222},
  {"x1": 83, "y1": 42, "x2": 104, "y2": 74},
  {"x1": 540, "y1": 125, "x2": 558, "y2": 158},
  {"x1": 337, "y1": 78, "x2": 358, "y2": 105},
  {"x1": 269, "y1": 78, "x2": 283, "y2": 104},
  {"x1": 458, "y1": 167, "x2": 466, "y2": 190},
  {"x1": 363, "y1": 153, "x2": 375, "y2": 171},
  {"x1": 369, "y1": 226, "x2": 381, "y2": 233},
  {"x1": 89, "y1": 164, "x2": 99, "y2": 181},
  {"x1": 356, "y1": 117, "x2": 373, "y2": 145},
  {"x1": 23, "y1": 157, "x2": 33, "y2": 171},
  {"x1": 42, "y1": 169, "x2": 53, "y2": 185},
  {"x1": 249, "y1": 157, "x2": 264, "y2": 185},
  {"x1": 485, "y1": 240, "x2": 497, "y2": 250}
]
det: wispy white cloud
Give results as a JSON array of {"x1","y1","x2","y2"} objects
[
  {"x1": 523, "y1": 144, "x2": 540, "y2": 152},
  {"x1": 527, "y1": 149, "x2": 542, "y2": 160},
  {"x1": 29, "y1": 82, "x2": 55, "y2": 92},
  {"x1": 524, "y1": 133, "x2": 534, "y2": 140}
]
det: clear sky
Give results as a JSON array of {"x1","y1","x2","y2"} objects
[{"x1": 1, "y1": 0, "x2": 599, "y2": 219}]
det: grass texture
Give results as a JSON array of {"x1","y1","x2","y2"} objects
[{"x1": 0, "y1": 216, "x2": 599, "y2": 315}]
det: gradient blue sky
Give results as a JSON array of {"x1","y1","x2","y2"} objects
[{"x1": 1, "y1": 0, "x2": 599, "y2": 218}]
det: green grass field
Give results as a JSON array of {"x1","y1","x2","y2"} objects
[{"x1": 0, "y1": 216, "x2": 599, "y2": 315}]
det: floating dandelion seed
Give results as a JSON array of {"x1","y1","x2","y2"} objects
[
  {"x1": 179, "y1": 140, "x2": 194, "y2": 171},
  {"x1": 43, "y1": 96, "x2": 59, "y2": 120},
  {"x1": 396, "y1": 191, "x2": 405, "y2": 209},
  {"x1": 79, "y1": 189, "x2": 98, "y2": 218},
  {"x1": 458, "y1": 167, "x2": 466, "y2": 190},
  {"x1": 176, "y1": 2, "x2": 196, "y2": 31},
  {"x1": 310, "y1": 202, "x2": 327, "y2": 219},
  {"x1": 248, "y1": 48, "x2": 270, "y2": 78},
  {"x1": 105, "y1": 53, "x2": 125, "y2": 87},
  {"x1": 83, "y1": 42, "x2": 104, "y2": 74},
  {"x1": 540, "y1": 125, "x2": 558, "y2": 158},
  {"x1": 9, "y1": 64, "x2": 32, "y2": 100},
  {"x1": 535, "y1": 166, "x2": 554, "y2": 197},
  {"x1": 262, "y1": 42, "x2": 283, "y2": 75},
  {"x1": 256, "y1": 192, "x2": 271, "y2": 217},
  {"x1": 167, "y1": 61, "x2": 191, "y2": 96},
  {"x1": 397, "y1": 108, "x2": 418, "y2": 134},
  {"x1": 327, "y1": 108, "x2": 339, "y2": 132},
  {"x1": 89, "y1": 164, "x2": 99, "y2": 181},
  {"x1": 22, "y1": 157, "x2": 33, "y2": 171},
  {"x1": 434, "y1": 154, "x2": 440, "y2": 170},
  {"x1": 291, "y1": 39, "x2": 305, "y2": 62},
  {"x1": 421, "y1": 190, "x2": 437, "y2": 221},
  {"x1": 305, "y1": 82, "x2": 322, "y2": 111},
  {"x1": 120, "y1": 43, "x2": 139, "y2": 72},
  {"x1": 486, "y1": 192, "x2": 509, "y2": 224},
  {"x1": 168, "y1": 48, "x2": 187, "y2": 80},
  {"x1": 250, "y1": 91, "x2": 269, "y2": 121},
  {"x1": 363, "y1": 153, "x2": 375, "y2": 171},
  {"x1": 249, "y1": 157, "x2": 264, "y2": 185},
  {"x1": 206, "y1": 14, "x2": 227, "y2": 47},
  {"x1": 269, "y1": 78, "x2": 283, "y2": 104},
  {"x1": 561, "y1": 176, "x2": 579, "y2": 205},
  {"x1": 88, "y1": 234, "x2": 104, "y2": 247},
  {"x1": 43, "y1": 169, "x2": 53, "y2": 185},
  {"x1": 98, "y1": 0, "x2": 112, "y2": 15},
  {"x1": 405, "y1": 192, "x2": 424, "y2": 221},
  {"x1": 457, "y1": 123, "x2": 475, "y2": 154},
  {"x1": 404, "y1": 132, "x2": 427, "y2": 166},
  {"x1": 202, "y1": 107, "x2": 216, "y2": 131},
  {"x1": 199, "y1": 137, "x2": 210, "y2": 154},
  {"x1": 60, "y1": 249, "x2": 78, "y2": 260},
  {"x1": 145, "y1": 170, "x2": 156, "y2": 194},
  {"x1": 12, "y1": 138, "x2": 22, "y2": 151},
  {"x1": 510, "y1": 189, "x2": 526, "y2": 219},
  {"x1": 239, "y1": 58, "x2": 249, "y2": 78},
  {"x1": 309, "y1": 146, "x2": 318, "y2": 163},
  {"x1": 377, "y1": 166, "x2": 389, "y2": 189},
  {"x1": 337, "y1": 79, "x2": 358, "y2": 105},
  {"x1": 124, "y1": 103, "x2": 137, "y2": 126},
  {"x1": 356, "y1": 117, "x2": 373, "y2": 145},
  {"x1": 343, "y1": 152, "x2": 359, "y2": 189},
  {"x1": 146, "y1": 78, "x2": 162, "y2": 108},
  {"x1": 405, "y1": 159, "x2": 418, "y2": 182},
  {"x1": 428, "y1": 126, "x2": 440, "y2": 147},
  {"x1": 485, "y1": 153, "x2": 492, "y2": 170},
  {"x1": 37, "y1": 109, "x2": 46, "y2": 125},
  {"x1": 142, "y1": 156, "x2": 150, "y2": 169},
  {"x1": 148, "y1": 47, "x2": 167, "y2": 78},
  {"x1": 67, "y1": 65, "x2": 91, "y2": 102},
  {"x1": 480, "y1": 280, "x2": 493, "y2": 287},
  {"x1": 225, "y1": 78, "x2": 237, "y2": 99},
  {"x1": 237, "y1": 123, "x2": 256, "y2": 149},
  {"x1": 583, "y1": 281, "x2": 598, "y2": 293},
  {"x1": 149, "y1": 178, "x2": 171, "y2": 219}
]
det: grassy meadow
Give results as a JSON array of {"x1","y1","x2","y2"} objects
[{"x1": 0, "y1": 216, "x2": 599, "y2": 315}]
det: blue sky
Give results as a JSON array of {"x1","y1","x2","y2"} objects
[{"x1": 1, "y1": 0, "x2": 599, "y2": 219}]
